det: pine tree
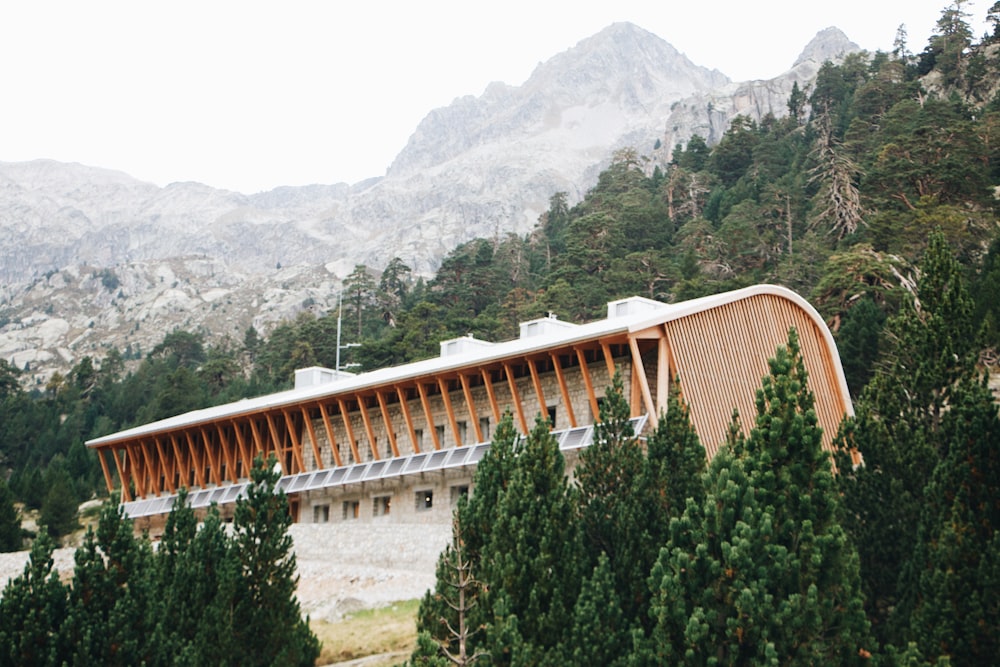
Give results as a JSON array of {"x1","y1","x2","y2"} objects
[
  {"x1": 228, "y1": 456, "x2": 320, "y2": 667},
  {"x1": 903, "y1": 375, "x2": 1000, "y2": 663},
  {"x1": 576, "y1": 372, "x2": 647, "y2": 623},
  {"x1": 0, "y1": 479, "x2": 22, "y2": 552},
  {"x1": 649, "y1": 331, "x2": 871, "y2": 664},
  {"x1": 57, "y1": 500, "x2": 157, "y2": 665},
  {"x1": 414, "y1": 414, "x2": 519, "y2": 665},
  {"x1": 480, "y1": 416, "x2": 583, "y2": 665},
  {"x1": 0, "y1": 532, "x2": 67, "y2": 666},
  {"x1": 837, "y1": 230, "x2": 978, "y2": 643},
  {"x1": 564, "y1": 553, "x2": 628, "y2": 667}
]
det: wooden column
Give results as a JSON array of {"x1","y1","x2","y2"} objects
[
  {"x1": 376, "y1": 390, "x2": 400, "y2": 458},
  {"x1": 200, "y1": 427, "x2": 222, "y2": 485},
  {"x1": 337, "y1": 399, "x2": 362, "y2": 463},
  {"x1": 481, "y1": 369, "x2": 502, "y2": 423},
  {"x1": 502, "y1": 361, "x2": 529, "y2": 433},
  {"x1": 154, "y1": 437, "x2": 176, "y2": 493},
  {"x1": 575, "y1": 347, "x2": 601, "y2": 422},
  {"x1": 358, "y1": 397, "x2": 381, "y2": 460},
  {"x1": 318, "y1": 402, "x2": 343, "y2": 467},
  {"x1": 437, "y1": 378, "x2": 463, "y2": 446},
  {"x1": 110, "y1": 448, "x2": 131, "y2": 502},
  {"x1": 281, "y1": 409, "x2": 307, "y2": 473},
  {"x1": 628, "y1": 335, "x2": 656, "y2": 419},
  {"x1": 551, "y1": 352, "x2": 577, "y2": 428},
  {"x1": 301, "y1": 406, "x2": 325, "y2": 469},
  {"x1": 527, "y1": 358, "x2": 548, "y2": 426},
  {"x1": 459, "y1": 374, "x2": 483, "y2": 443},
  {"x1": 396, "y1": 387, "x2": 421, "y2": 454},
  {"x1": 416, "y1": 382, "x2": 442, "y2": 450}
]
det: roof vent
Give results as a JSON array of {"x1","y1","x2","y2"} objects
[
  {"x1": 607, "y1": 296, "x2": 668, "y2": 320},
  {"x1": 519, "y1": 313, "x2": 578, "y2": 339},
  {"x1": 294, "y1": 366, "x2": 355, "y2": 390},
  {"x1": 440, "y1": 334, "x2": 495, "y2": 358}
]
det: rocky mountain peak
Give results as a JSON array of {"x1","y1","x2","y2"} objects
[{"x1": 793, "y1": 27, "x2": 860, "y2": 69}]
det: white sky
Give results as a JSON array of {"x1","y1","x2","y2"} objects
[{"x1": 0, "y1": 1, "x2": 990, "y2": 194}]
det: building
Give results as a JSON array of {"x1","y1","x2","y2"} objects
[{"x1": 86, "y1": 285, "x2": 853, "y2": 532}]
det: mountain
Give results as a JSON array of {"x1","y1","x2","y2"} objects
[{"x1": 0, "y1": 25, "x2": 861, "y2": 384}]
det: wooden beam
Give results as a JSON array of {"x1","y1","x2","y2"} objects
[
  {"x1": 281, "y1": 409, "x2": 307, "y2": 474},
  {"x1": 376, "y1": 390, "x2": 400, "y2": 458},
  {"x1": 231, "y1": 420, "x2": 252, "y2": 478},
  {"x1": 599, "y1": 340, "x2": 617, "y2": 383},
  {"x1": 396, "y1": 387, "x2": 420, "y2": 454},
  {"x1": 141, "y1": 439, "x2": 161, "y2": 496},
  {"x1": 657, "y1": 335, "x2": 671, "y2": 415},
  {"x1": 126, "y1": 443, "x2": 146, "y2": 498},
  {"x1": 480, "y1": 368, "x2": 502, "y2": 423},
  {"x1": 628, "y1": 335, "x2": 657, "y2": 420},
  {"x1": 154, "y1": 437, "x2": 176, "y2": 493},
  {"x1": 438, "y1": 378, "x2": 463, "y2": 447},
  {"x1": 247, "y1": 417, "x2": 266, "y2": 457},
  {"x1": 200, "y1": 427, "x2": 222, "y2": 485},
  {"x1": 264, "y1": 412, "x2": 283, "y2": 467},
  {"x1": 186, "y1": 431, "x2": 206, "y2": 488},
  {"x1": 110, "y1": 448, "x2": 131, "y2": 502},
  {"x1": 527, "y1": 358, "x2": 548, "y2": 427},
  {"x1": 97, "y1": 448, "x2": 114, "y2": 495},
  {"x1": 302, "y1": 406, "x2": 325, "y2": 469},
  {"x1": 357, "y1": 396, "x2": 381, "y2": 460},
  {"x1": 170, "y1": 434, "x2": 187, "y2": 488},
  {"x1": 502, "y1": 361, "x2": 529, "y2": 434},
  {"x1": 459, "y1": 374, "x2": 483, "y2": 443},
  {"x1": 416, "y1": 383, "x2": 441, "y2": 450},
  {"x1": 575, "y1": 347, "x2": 601, "y2": 422},
  {"x1": 550, "y1": 352, "x2": 577, "y2": 428},
  {"x1": 337, "y1": 399, "x2": 362, "y2": 463},
  {"x1": 215, "y1": 424, "x2": 237, "y2": 483},
  {"x1": 318, "y1": 402, "x2": 343, "y2": 467}
]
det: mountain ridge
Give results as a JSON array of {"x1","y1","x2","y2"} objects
[{"x1": 0, "y1": 24, "x2": 862, "y2": 384}]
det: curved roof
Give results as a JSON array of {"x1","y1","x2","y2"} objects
[{"x1": 87, "y1": 284, "x2": 851, "y2": 451}]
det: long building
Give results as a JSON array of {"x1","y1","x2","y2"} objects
[{"x1": 86, "y1": 285, "x2": 853, "y2": 532}]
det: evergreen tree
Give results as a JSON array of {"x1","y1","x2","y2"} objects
[
  {"x1": 39, "y1": 465, "x2": 79, "y2": 542},
  {"x1": 649, "y1": 331, "x2": 871, "y2": 664},
  {"x1": 480, "y1": 416, "x2": 583, "y2": 665},
  {"x1": 903, "y1": 374, "x2": 1000, "y2": 663},
  {"x1": 837, "y1": 230, "x2": 978, "y2": 644},
  {"x1": 576, "y1": 372, "x2": 647, "y2": 623},
  {"x1": 229, "y1": 456, "x2": 320, "y2": 667},
  {"x1": 0, "y1": 479, "x2": 22, "y2": 552},
  {"x1": 563, "y1": 553, "x2": 628, "y2": 667},
  {"x1": 0, "y1": 533, "x2": 67, "y2": 666},
  {"x1": 58, "y1": 501, "x2": 157, "y2": 665}
]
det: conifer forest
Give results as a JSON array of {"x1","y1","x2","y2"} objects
[{"x1": 1, "y1": 2, "x2": 1000, "y2": 664}]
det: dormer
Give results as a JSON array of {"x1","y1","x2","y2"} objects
[
  {"x1": 519, "y1": 313, "x2": 578, "y2": 339},
  {"x1": 607, "y1": 296, "x2": 668, "y2": 319},
  {"x1": 440, "y1": 334, "x2": 495, "y2": 358}
]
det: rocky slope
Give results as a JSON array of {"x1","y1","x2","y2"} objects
[{"x1": 0, "y1": 24, "x2": 861, "y2": 384}]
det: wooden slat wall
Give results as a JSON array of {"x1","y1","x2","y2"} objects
[{"x1": 667, "y1": 293, "x2": 844, "y2": 457}]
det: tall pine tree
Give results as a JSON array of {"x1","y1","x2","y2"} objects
[{"x1": 649, "y1": 330, "x2": 871, "y2": 664}]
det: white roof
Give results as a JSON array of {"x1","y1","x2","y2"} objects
[{"x1": 87, "y1": 285, "x2": 837, "y2": 447}]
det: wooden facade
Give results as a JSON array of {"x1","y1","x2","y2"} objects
[{"x1": 87, "y1": 286, "x2": 853, "y2": 522}]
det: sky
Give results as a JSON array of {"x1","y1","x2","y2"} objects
[{"x1": 0, "y1": 1, "x2": 990, "y2": 194}]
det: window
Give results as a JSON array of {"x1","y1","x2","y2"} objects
[
  {"x1": 386, "y1": 437, "x2": 394, "y2": 458},
  {"x1": 373, "y1": 495, "x2": 391, "y2": 516},
  {"x1": 457, "y1": 420, "x2": 467, "y2": 445},
  {"x1": 479, "y1": 417, "x2": 491, "y2": 441},
  {"x1": 451, "y1": 484, "x2": 469, "y2": 506},
  {"x1": 414, "y1": 428, "x2": 424, "y2": 451},
  {"x1": 435, "y1": 425, "x2": 445, "y2": 446},
  {"x1": 416, "y1": 490, "x2": 434, "y2": 511},
  {"x1": 342, "y1": 500, "x2": 360, "y2": 520},
  {"x1": 547, "y1": 405, "x2": 557, "y2": 428},
  {"x1": 313, "y1": 504, "x2": 330, "y2": 523}
]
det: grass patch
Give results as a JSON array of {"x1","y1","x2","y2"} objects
[{"x1": 312, "y1": 599, "x2": 420, "y2": 666}]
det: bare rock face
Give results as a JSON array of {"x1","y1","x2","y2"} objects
[{"x1": 0, "y1": 25, "x2": 861, "y2": 383}]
